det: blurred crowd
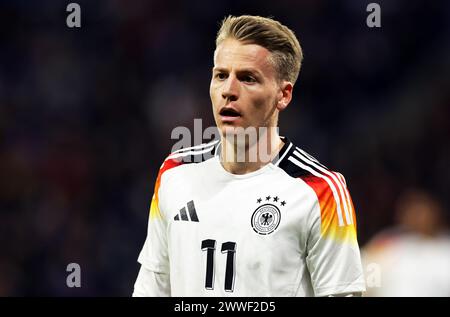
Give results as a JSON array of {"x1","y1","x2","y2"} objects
[{"x1": 0, "y1": 0, "x2": 449, "y2": 296}]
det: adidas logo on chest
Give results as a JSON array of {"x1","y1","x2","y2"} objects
[{"x1": 174, "y1": 200, "x2": 199, "y2": 222}]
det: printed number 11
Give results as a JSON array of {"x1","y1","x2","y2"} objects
[{"x1": 201, "y1": 239, "x2": 236, "y2": 292}]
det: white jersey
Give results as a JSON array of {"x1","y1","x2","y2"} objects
[
  {"x1": 137, "y1": 138, "x2": 366, "y2": 296},
  {"x1": 362, "y1": 231, "x2": 450, "y2": 297}
]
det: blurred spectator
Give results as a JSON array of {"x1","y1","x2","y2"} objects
[{"x1": 362, "y1": 189, "x2": 450, "y2": 296}]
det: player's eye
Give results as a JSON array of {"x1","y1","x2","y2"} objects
[
  {"x1": 241, "y1": 75, "x2": 256, "y2": 83},
  {"x1": 215, "y1": 73, "x2": 227, "y2": 80}
]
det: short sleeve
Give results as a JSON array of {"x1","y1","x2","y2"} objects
[
  {"x1": 302, "y1": 173, "x2": 366, "y2": 296},
  {"x1": 137, "y1": 183, "x2": 170, "y2": 273},
  {"x1": 138, "y1": 158, "x2": 182, "y2": 273}
]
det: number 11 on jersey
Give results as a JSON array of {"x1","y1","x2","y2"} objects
[{"x1": 201, "y1": 239, "x2": 237, "y2": 292}]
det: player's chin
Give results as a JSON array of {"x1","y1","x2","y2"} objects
[
  {"x1": 221, "y1": 125, "x2": 238, "y2": 136},
  {"x1": 220, "y1": 123, "x2": 255, "y2": 138}
]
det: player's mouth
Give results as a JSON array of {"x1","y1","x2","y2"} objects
[{"x1": 219, "y1": 106, "x2": 242, "y2": 123}]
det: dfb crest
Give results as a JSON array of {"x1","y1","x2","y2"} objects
[{"x1": 251, "y1": 195, "x2": 285, "y2": 235}]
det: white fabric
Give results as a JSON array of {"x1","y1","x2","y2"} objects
[
  {"x1": 133, "y1": 265, "x2": 170, "y2": 297},
  {"x1": 136, "y1": 143, "x2": 365, "y2": 296},
  {"x1": 363, "y1": 233, "x2": 450, "y2": 297}
]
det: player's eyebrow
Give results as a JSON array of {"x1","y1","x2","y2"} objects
[
  {"x1": 212, "y1": 67, "x2": 263, "y2": 77},
  {"x1": 212, "y1": 67, "x2": 227, "y2": 73}
]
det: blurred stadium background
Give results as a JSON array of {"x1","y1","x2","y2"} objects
[{"x1": 0, "y1": 0, "x2": 449, "y2": 296}]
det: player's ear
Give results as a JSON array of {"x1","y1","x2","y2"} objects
[{"x1": 276, "y1": 81, "x2": 293, "y2": 112}]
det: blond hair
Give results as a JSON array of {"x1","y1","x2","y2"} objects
[{"x1": 216, "y1": 15, "x2": 303, "y2": 84}]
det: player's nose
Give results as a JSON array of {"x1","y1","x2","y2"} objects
[{"x1": 221, "y1": 74, "x2": 239, "y2": 101}]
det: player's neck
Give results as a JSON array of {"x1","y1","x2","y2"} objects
[{"x1": 219, "y1": 129, "x2": 284, "y2": 175}]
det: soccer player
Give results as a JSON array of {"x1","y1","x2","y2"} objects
[{"x1": 133, "y1": 15, "x2": 366, "y2": 297}]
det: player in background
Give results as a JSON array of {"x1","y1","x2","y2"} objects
[
  {"x1": 133, "y1": 15, "x2": 366, "y2": 297},
  {"x1": 362, "y1": 189, "x2": 450, "y2": 296}
]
